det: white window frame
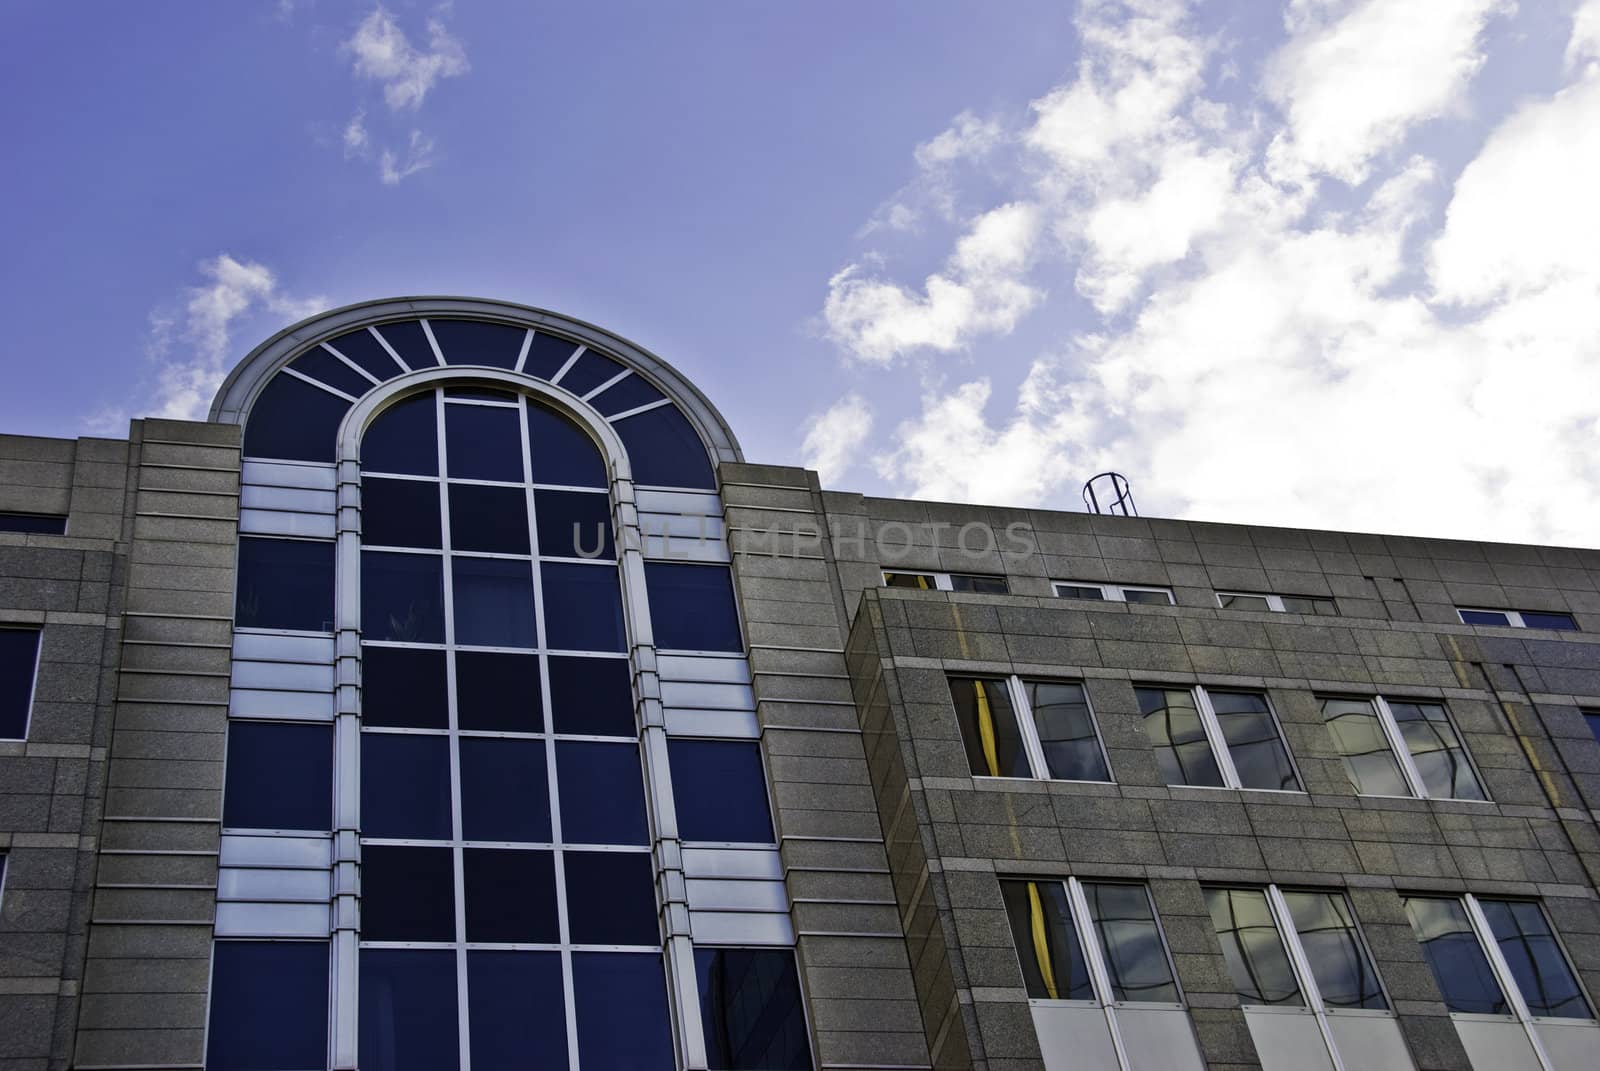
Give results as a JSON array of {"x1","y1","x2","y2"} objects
[
  {"x1": 1143, "y1": 684, "x2": 1303, "y2": 794},
  {"x1": 1216, "y1": 591, "x2": 1337, "y2": 615},
  {"x1": 0, "y1": 625, "x2": 43, "y2": 742},
  {"x1": 884, "y1": 569, "x2": 1008, "y2": 593},
  {"x1": 1322, "y1": 694, "x2": 1489, "y2": 802},
  {"x1": 1456, "y1": 607, "x2": 1579, "y2": 630},
  {"x1": 1054, "y1": 580, "x2": 1175, "y2": 605},
  {"x1": 964, "y1": 674, "x2": 1115, "y2": 784}
]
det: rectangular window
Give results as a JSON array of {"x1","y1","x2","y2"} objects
[
  {"x1": 1206, "y1": 885, "x2": 1389, "y2": 1013},
  {"x1": 883, "y1": 570, "x2": 1009, "y2": 593},
  {"x1": 0, "y1": 511, "x2": 66, "y2": 534},
  {"x1": 947, "y1": 676, "x2": 1111, "y2": 782},
  {"x1": 1584, "y1": 709, "x2": 1600, "y2": 745},
  {"x1": 1458, "y1": 607, "x2": 1579, "y2": 631},
  {"x1": 237, "y1": 536, "x2": 336, "y2": 632},
  {"x1": 1319, "y1": 695, "x2": 1486, "y2": 801},
  {"x1": 0, "y1": 627, "x2": 42, "y2": 740},
  {"x1": 1055, "y1": 581, "x2": 1174, "y2": 605},
  {"x1": 1001, "y1": 877, "x2": 1182, "y2": 1006},
  {"x1": 1135, "y1": 685, "x2": 1300, "y2": 791},
  {"x1": 223, "y1": 721, "x2": 333, "y2": 832},
  {"x1": 693, "y1": 947, "x2": 814, "y2": 1070},
  {"x1": 1218, "y1": 591, "x2": 1338, "y2": 615},
  {"x1": 208, "y1": 941, "x2": 330, "y2": 1071}
]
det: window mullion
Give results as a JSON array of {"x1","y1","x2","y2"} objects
[
  {"x1": 1373, "y1": 696, "x2": 1428, "y2": 798},
  {"x1": 1064, "y1": 877, "x2": 1132, "y2": 1071},
  {"x1": 1463, "y1": 895, "x2": 1558, "y2": 1071},
  {"x1": 1008, "y1": 677, "x2": 1048, "y2": 778},
  {"x1": 1265, "y1": 885, "x2": 1346, "y2": 1071},
  {"x1": 1193, "y1": 687, "x2": 1241, "y2": 788}
]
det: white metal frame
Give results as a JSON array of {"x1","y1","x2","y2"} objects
[
  {"x1": 1145, "y1": 685, "x2": 1303, "y2": 793},
  {"x1": 882, "y1": 569, "x2": 1008, "y2": 593},
  {"x1": 0, "y1": 625, "x2": 42, "y2": 742},
  {"x1": 1325, "y1": 695, "x2": 1489, "y2": 802},
  {"x1": 1456, "y1": 607, "x2": 1579, "y2": 630},
  {"x1": 1215, "y1": 591, "x2": 1336, "y2": 615},
  {"x1": 967, "y1": 674, "x2": 1115, "y2": 784},
  {"x1": 1054, "y1": 581, "x2": 1175, "y2": 605},
  {"x1": 1459, "y1": 894, "x2": 1564, "y2": 1071}
]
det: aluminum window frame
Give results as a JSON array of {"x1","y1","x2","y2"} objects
[
  {"x1": 1216, "y1": 591, "x2": 1338, "y2": 615},
  {"x1": 1137, "y1": 683, "x2": 1304, "y2": 794},
  {"x1": 1054, "y1": 580, "x2": 1175, "y2": 605},
  {"x1": 0, "y1": 625, "x2": 43, "y2": 742},
  {"x1": 956, "y1": 673, "x2": 1116, "y2": 785},
  {"x1": 883, "y1": 570, "x2": 1009, "y2": 593},
  {"x1": 1457, "y1": 607, "x2": 1580, "y2": 631},
  {"x1": 1318, "y1": 693, "x2": 1490, "y2": 803}
]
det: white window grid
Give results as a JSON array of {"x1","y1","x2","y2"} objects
[
  {"x1": 1149, "y1": 684, "x2": 1303, "y2": 794},
  {"x1": 974, "y1": 674, "x2": 1115, "y2": 784},
  {"x1": 1054, "y1": 581, "x2": 1174, "y2": 605},
  {"x1": 0, "y1": 851, "x2": 8, "y2": 913},
  {"x1": 0, "y1": 625, "x2": 42, "y2": 742},
  {"x1": 1456, "y1": 607, "x2": 1577, "y2": 630},
  {"x1": 1215, "y1": 591, "x2": 1336, "y2": 614},
  {"x1": 1323, "y1": 694, "x2": 1489, "y2": 802},
  {"x1": 882, "y1": 570, "x2": 1007, "y2": 592}
]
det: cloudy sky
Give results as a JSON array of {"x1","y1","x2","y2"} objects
[{"x1": 5, "y1": 1, "x2": 1599, "y2": 546}]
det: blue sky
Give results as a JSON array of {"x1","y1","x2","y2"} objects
[{"x1": 5, "y1": 1, "x2": 1599, "y2": 545}]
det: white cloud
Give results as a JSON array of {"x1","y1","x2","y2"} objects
[
  {"x1": 343, "y1": 110, "x2": 369, "y2": 157},
  {"x1": 379, "y1": 129, "x2": 437, "y2": 185},
  {"x1": 1570, "y1": 0, "x2": 1600, "y2": 68},
  {"x1": 914, "y1": 111, "x2": 1005, "y2": 169},
  {"x1": 801, "y1": 394, "x2": 874, "y2": 484},
  {"x1": 345, "y1": 7, "x2": 468, "y2": 112}
]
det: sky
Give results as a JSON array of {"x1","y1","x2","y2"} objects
[{"x1": 4, "y1": 1, "x2": 1599, "y2": 547}]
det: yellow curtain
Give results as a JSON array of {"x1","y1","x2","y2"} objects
[
  {"x1": 1028, "y1": 882, "x2": 1060, "y2": 999},
  {"x1": 973, "y1": 680, "x2": 1000, "y2": 777}
]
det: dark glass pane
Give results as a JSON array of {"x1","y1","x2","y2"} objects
[
  {"x1": 236, "y1": 537, "x2": 335, "y2": 632},
  {"x1": 362, "y1": 646, "x2": 449, "y2": 729},
  {"x1": 0, "y1": 512, "x2": 66, "y2": 534},
  {"x1": 326, "y1": 326, "x2": 407, "y2": 382},
  {"x1": 695, "y1": 948, "x2": 813, "y2": 1070},
  {"x1": 463, "y1": 848, "x2": 558, "y2": 943},
  {"x1": 549, "y1": 656, "x2": 634, "y2": 736},
  {"x1": 522, "y1": 331, "x2": 583, "y2": 380},
  {"x1": 460, "y1": 737, "x2": 550, "y2": 842},
  {"x1": 668, "y1": 739, "x2": 773, "y2": 843},
  {"x1": 243, "y1": 371, "x2": 352, "y2": 462},
  {"x1": 1056, "y1": 584, "x2": 1105, "y2": 600},
  {"x1": 564, "y1": 851, "x2": 659, "y2": 945},
  {"x1": 453, "y1": 557, "x2": 536, "y2": 648},
  {"x1": 557, "y1": 741, "x2": 648, "y2": 845},
  {"x1": 373, "y1": 320, "x2": 439, "y2": 369},
  {"x1": 446, "y1": 387, "x2": 519, "y2": 401},
  {"x1": 0, "y1": 628, "x2": 41, "y2": 739},
  {"x1": 290, "y1": 346, "x2": 375, "y2": 398},
  {"x1": 1521, "y1": 611, "x2": 1578, "y2": 631},
  {"x1": 1210, "y1": 691, "x2": 1299, "y2": 791},
  {"x1": 468, "y1": 951, "x2": 568, "y2": 1069},
  {"x1": 361, "y1": 847, "x2": 455, "y2": 941},
  {"x1": 428, "y1": 318, "x2": 526, "y2": 369},
  {"x1": 535, "y1": 490, "x2": 614, "y2": 559},
  {"x1": 455, "y1": 651, "x2": 542, "y2": 732},
  {"x1": 1460, "y1": 609, "x2": 1511, "y2": 626},
  {"x1": 362, "y1": 394, "x2": 439, "y2": 476},
  {"x1": 224, "y1": 721, "x2": 332, "y2": 830},
  {"x1": 1389, "y1": 701, "x2": 1485, "y2": 801},
  {"x1": 362, "y1": 552, "x2": 445, "y2": 643},
  {"x1": 1585, "y1": 709, "x2": 1600, "y2": 745},
  {"x1": 1402, "y1": 897, "x2": 1507, "y2": 1015},
  {"x1": 527, "y1": 404, "x2": 607, "y2": 488},
  {"x1": 1026, "y1": 680, "x2": 1108, "y2": 781},
  {"x1": 1204, "y1": 888, "x2": 1303, "y2": 1007},
  {"x1": 1136, "y1": 687, "x2": 1223, "y2": 787},
  {"x1": 644, "y1": 562, "x2": 742, "y2": 652},
  {"x1": 999, "y1": 879, "x2": 1093, "y2": 1000},
  {"x1": 363, "y1": 478, "x2": 441, "y2": 548},
  {"x1": 1321, "y1": 697, "x2": 1410, "y2": 796},
  {"x1": 445, "y1": 404, "x2": 525, "y2": 482},
  {"x1": 572, "y1": 953, "x2": 674, "y2": 1067},
  {"x1": 613, "y1": 404, "x2": 714, "y2": 489},
  {"x1": 1122, "y1": 588, "x2": 1172, "y2": 606},
  {"x1": 1283, "y1": 891, "x2": 1388, "y2": 1009},
  {"x1": 359, "y1": 948, "x2": 460, "y2": 1071},
  {"x1": 884, "y1": 572, "x2": 935, "y2": 589},
  {"x1": 591, "y1": 372, "x2": 666, "y2": 417},
  {"x1": 1219, "y1": 593, "x2": 1272, "y2": 611},
  {"x1": 1479, "y1": 899, "x2": 1593, "y2": 1018},
  {"x1": 362, "y1": 733, "x2": 451, "y2": 839},
  {"x1": 1084, "y1": 883, "x2": 1179, "y2": 1002},
  {"x1": 949, "y1": 677, "x2": 1030, "y2": 778},
  {"x1": 542, "y1": 563, "x2": 625, "y2": 652},
  {"x1": 208, "y1": 941, "x2": 329, "y2": 1071},
  {"x1": 1279, "y1": 595, "x2": 1338, "y2": 616},
  {"x1": 949, "y1": 573, "x2": 1008, "y2": 594},
  {"x1": 556, "y1": 350, "x2": 627, "y2": 396},
  {"x1": 448, "y1": 483, "x2": 530, "y2": 554}
]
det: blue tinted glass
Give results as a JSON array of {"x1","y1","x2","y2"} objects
[
  {"x1": 362, "y1": 552, "x2": 445, "y2": 643},
  {"x1": 363, "y1": 478, "x2": 441, "y2": 548},
  {"x1": 373, "y1": 320, "x2": 439, "y2": 369},
  {"x1": 453, "y1": 557, "x2": 536, "y2": 648},
  {"x1": 536, "y1": 490, "x2": 613, "y2": 559},
  {"x1": 361, "y1": 733, "x2": 451, "y2": 839},
  {"x1": 429, "y1": 319, "x2": 526, "y2": 369},
  {"x1": 1586, "y1": 710, "x2": 1600, "y2": 744},
  {"x1": 290, "y1": 346, "x2": 375, "y2": 398},
  {"x1": 566, "y1": 851, "x2": 659, "y2": 944},
  {"x1": 670, "y1": 740, "x2": 774, "y2": 843},
  {"x1": 445, "y1": 404, "x2": 525, "y2": 482},
  {"x1": 541, "y1": 564, "x2": 625, "y2": 652},
  {"x1": 590, "y1": 373, "x2": 665, "y2": 417},
  {"x1": 527, "y1": 405, "x2": 606, "y2": 488},
  {"x1": 0, "y1": 512, "x2": 66, "y2": 534},
  {"x1": 468, "y1": 952, "x2": 568, "y2": 1069},
  {"x1": 549, "y1": 656, "x2": 634, "y2": 736},
  {"x1": 695, "y1": 948, "x2": 813, "y2": 1070},
  {"x1": 208, "y1": 941, "x2": 329, "y2": 1071},
  {"x1": 556, "y1": 350, "x2": 627, "y2": 396},
  {"x1": 224, "y1": 722, "x2": 332, "y2": 831},
  {"x1": 326, "y1": 327, "x2": 407, "y2": 381},
  {"x1": 461, "y1": 737, "x2": 550, "y2": 842},
  {"x1": 1480, "y1": 899, "x2": 1592, "y2": 1018},
  {"x1": 362, "y1": 646, "x2": 448, "y2": 729},
  {"x1": 363, "y1": 394, "x2": 439, "y2": 476},
  {"x1": 1403, "y1": 897, "x2": 1507, "y2": 1015},
  {"x1": 360, "y1": 948, "x2": 460, "y2": 1071},
  {"x1": 455, "y1": 651, "x2": 542, "y2": 732},
  {"x1": 236, "y1": 537, "x2": 335, "y2": 632},
  {"x1": 573, "y1": 953, "x2": 674, "y2": 1067},
  {"x1": 463, "y1": 849, "x2": 559, "y2": 943},
  {"x1": 361, "y1": 847, "x2": 456, "y2": 941},
  {"x1": 0, "y1": 628, "x2": 41, "y2": 739},
  {"x1": 448, "y1": 483, "x2": 529, "y2": 554},
  {"x1": 557, "y1": 741, "x2": 648, "y2": 845},
  {"x1": 1521, "y1": 611, "x2": 1578, "y2": 631},
  {"x1": 1460, "y1": 609, "x2": 1511, "y2": 626},
  {"x1": 613, "y1": 404, "x2": 714, "y2": 489},
  {"x1": 645, "y1": 563, "x2": 742, "y2": 652},
  {"x1": 521, "y1": 331, "x2": 582, "y2": 380},
  {"x1": 243, "y1": 371, "x2": 353, "y2": 462}
]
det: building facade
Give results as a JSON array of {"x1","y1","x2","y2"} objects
[{"x1": 1, "y1": 296, "x2": 1599, "y2": 1071}]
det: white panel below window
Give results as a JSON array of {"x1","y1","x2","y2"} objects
[
  {"x1": 1533, "y1": 1019, "x2": 1600, "y2": 1071},
  {"x1": 657, "y1": 654, "x2": 751, "y2": 685},
  {"x1": 643, "y1": 535, "x2": 730, "y2": 563},
  {"x1": 217, "y1": 867, "x2": 332, "y2": 903},
  {"x1": 682, "y1": 847, "x2": 783, "y2": 881},
  {"x1": 1029, "y1": 1003, "x2": 1120, "y2": 1071},
  {"x1": 230, "y1": 689, "x2": 336, "y2": 721},
  {"x1": 232, "y1": 632, "x2": 337, "y2": 664},
  {"x1": 214, "y1": 900, "x2": 330, "y2": 938},
  {"x1": 663, "y1": 708, "x2": 759, "y2": 738},
  {"x1": 241, "y1": 484, "x2": 337, "y2": 514},
  {"x1": 689, "y1": 910, "x2": 794, "y2": 946},
  {"x1": 230, "y1": 659, "x2": 336, "y2": 692},
  {"x1": 685, "y1": 878, "x2": 788, "y2": 913},
  {"x1": 1241, "y1": 1007, "x2": 1335, "y2": 1071},
  {"x1": 240, "y1": 508, "x2": 338, "y2": 539},
  {"x1": 1113, "y1": 1005, "x2": 1205, "y2": 1071},
  {"x1": 242, "y1": 460, "x2": 338, "y2": 491},
  {"x1": 660, "y1": 680, "x2": 755, "y2": 711},
  {"x1": 1325, "y1": 1012, "x2": 1415, "y2": 1071},
  {"x1": 220, "y1": 834, "x2": 332, "y2": 869},
  {"x1": 635, "y1": 489, "x2": 722, "y2": 517}
]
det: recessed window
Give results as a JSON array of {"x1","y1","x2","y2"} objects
[
  {"x1": 1458, "y1": 607, "x2": 1579, "y2": 631},
  {"x1": 884, "y1": 570, "x2": 1009, "y2": 593},
  {"x1": 223, "y1": 721, "x2": 332, "y2": 831},
  {"x1": 1585, "y1": 708, "x2": 1600, "y2": 745},
  {"x1": 1320, "y1": 695, "x2": 1486, "y2": 801},
  {"x1": 669, "y1": 738, "x2": 774, "y2": 843},
  {"x1": 645, "y1": 562, "x2": 743, "y2": 652},
  {"x1": 1217, "y1": 591, "x2": 1338, "y2": 615},
  {"x1": 1054, "y1": 581, "x2": 1174, "y2": 605},
  {"x1": 694, "y1": 948, "x2": 814, "y2": 1070},
  {"x1": 1406, "y1": 896, "x2": 1593, "y2": 1020},
  {"x1": 1136, "y1": 685, "x2": 1300, "y2": 791},
  {"x1": 207, "y1": 941, "x2": 329, "y2": 1071},
  {"x1": 1001, "y1": 877, "x2": 1181, "y2": 1005},
  {"x1": 947, "y1": 676, "x2": 1111, "y2": 782},
  {"x1": 0, "y1": 627, "x2": 42, "y2": 740},
  {"x1": 0, "y1": 512, "x2": 66, "y2": 534},
  {"x1": 236, "y1": 537, "x2": 335, "y2": 632}
]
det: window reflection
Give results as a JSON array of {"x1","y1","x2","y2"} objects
[
  {"x1": 1204, "y1": 888, "x2": 1303, "y2": 1007},
  {"x1": 1321, "y1": 698, "x2": 1410, "y2": 797},
  {"x1": 1210, "y1": 691, "x2": 1299, "y2": 791},
  {"x1": 1282, "y1": 891, "x2": 1387, "y2": 1010},
  {"x1": 1136, "y1": 687, "x2": 1223, "y2": 787},
  {"x1": 1000, "y1": 879, "x2": 1093, "y2": 1000},
  {"x1": 1026, "y1": 681, "x2": 1108, "y2": 781},
  {"x1": 1083, "y1": 882, "x2": 1180, "y2": 1003},
  {"x1": 1479, "y1": 899, "x2": 1593, "y2": 1019},
  {"x1": 1402, "y1": 896, "x2": 1507, "y2": 1015}
]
